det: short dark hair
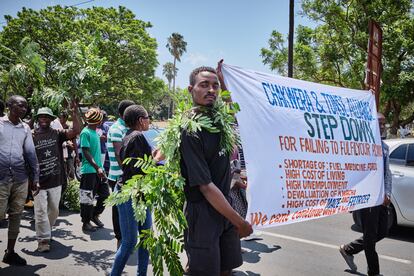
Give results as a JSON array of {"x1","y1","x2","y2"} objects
[
  {"x1": 6, "y1": 95, "x2": 27, "y2": 108},
  {"x1": 118, "y1": 100, "x2": 135, "y2": 117},
  {"x1": 189, "y1": 66, "x2": 217, "y2": 86},
  {"x1": 123, "y1": 104, "x2": 147, "y2": 128}
]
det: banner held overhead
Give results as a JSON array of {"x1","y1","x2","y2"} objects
[{"x1": 221, "y1": 64, "x2": 384, "y2": 229}]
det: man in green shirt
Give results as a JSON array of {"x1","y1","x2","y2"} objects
[{"x1": 79, "y1": 108, "x2": 109, "y2": 232}]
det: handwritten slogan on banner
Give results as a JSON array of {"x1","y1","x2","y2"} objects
[{"x1": 221, "y1": 64, "x2": 385, "y2": 229}]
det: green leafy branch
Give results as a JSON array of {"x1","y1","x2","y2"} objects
[
  {"x1": 106, "y1": 154, "x2": 186, "y2": 276},
  {"x1": 106, "y1": 90, "x2": 240, "y2": 275},
  {"x1": 44, "y1": 34, "x2": 107, "y2": 108}
]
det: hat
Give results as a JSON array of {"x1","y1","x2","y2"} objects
[
  {"x1": 85, "y1": 108, "x2": 103, "y2": 125},
  {"x1": 35, "y1": 107, "x2": 56, "y2": 119}
]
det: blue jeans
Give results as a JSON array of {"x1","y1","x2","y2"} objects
[{"x1": 110, "y1": 195, "x2": 152, "y2": 276}]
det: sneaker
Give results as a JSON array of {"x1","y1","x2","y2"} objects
[
  {"x1": 2, "y1": 250, "x2": 27, "y2": 266},
  {"x1": 339, "y1": 245, "x2": 357, "y2": 272},
  {"x1": 82, "y1": 222, "x2": 97, "y2": 232},
  {"x1": 37, "y1": 240, "x2": 50, "y2": 253},
  {"x1": 91, "y1": 216, "x2": 104, "y2": 228}
]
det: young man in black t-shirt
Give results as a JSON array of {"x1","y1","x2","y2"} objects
[
  {"x1": 180, "y1": 67, "x2": 253, "y2": 276},
  {"x1": 32, "y1": 104, "x2": 80, "y2": 252}
]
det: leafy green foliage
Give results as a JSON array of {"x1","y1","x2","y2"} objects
[
  {"x1": 106, "y1": 90, "x2": 239, "y2": 275},
  {"x1": 0, "y1": 37, "x2": 45, "y2": 105},
  {"x1": 162, "y1": 62, "x2": 177, "y2": 90},
  {"x1": 0, "y1": 6, "x2": 162, "y2": 110},
  {"x1": 166, "y1": 33, "x2": 187, "y2": 63},
  {"x1": 106, "y1": 154, "x2": 186, "y2": 276},
  {"x1": 62, "y1": 179, "x2": 80, "y2": 212},
  {"x1": 43, "y1": 37, "x2": 107, "y2": 110},
  {"x1": 261, "y1": 0, "x2": 414, "y2": 133}
]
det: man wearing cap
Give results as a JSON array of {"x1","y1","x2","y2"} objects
[
  {"x1": 32, "y1": 102, "x2": 80, "y2": 252},
  {"x1": 79, "y1": 108, "x2": 109, "y2": 232}
]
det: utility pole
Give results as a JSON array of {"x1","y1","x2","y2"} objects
[
  {"x1": 365, "y1": 20, "x2": 383, "y2": 109},
  {"x1": 288, "y1": 0, "x2": 294, "y2": 78}
]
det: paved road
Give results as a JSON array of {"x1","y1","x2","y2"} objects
[
  {"x1": 235, "y1": 214, "x2": 414, "y2": 276},
  {"x1": 0, "y1": 206, "x2": 413, "y2": 275}
]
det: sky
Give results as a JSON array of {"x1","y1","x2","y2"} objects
[{"x1": 0, "y1": 0, "x2": 316, "y2": 89}]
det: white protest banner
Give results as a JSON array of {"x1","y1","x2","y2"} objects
[{"x1": 221, "y1": 64, "x2": 384, "y2": 229}]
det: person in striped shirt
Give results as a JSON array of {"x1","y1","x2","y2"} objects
[{"x1": 106, "y1": 100, "x2": 135, "y2": 247}]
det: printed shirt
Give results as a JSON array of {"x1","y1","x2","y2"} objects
[
  {"x1": 107, "y1": 118, "x2": 128, "y2": 181},
  {"x1": 33, "y1": 128, "x2": 67, "y2": 189},
  {"x1": 80, "y1": 127, "x2": 102, "y2": 174},
  {"x1": 0, "y1": 116, "x2": 39, "y2": 183}
]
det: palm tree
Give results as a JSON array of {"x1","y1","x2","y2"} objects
[
  {"x1": 162, "y1": 62, "x2": 177, "y2": 91},
  {"x1": 166, "y1": 33, "x2": 187, "y2": 94},
  {"x1": 162, "y1": 61, "x2": 178, "y2": 118}
]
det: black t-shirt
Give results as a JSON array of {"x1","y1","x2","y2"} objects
[
  {"x1": 179, "y1": 129, "x2": 231, "y2": 202},
  {"x1": 33, "y1": 128, "x2": 68, "y2": 189},
  {"x1": 119, "y1": 130, "x2": 152, "y2": 183}
]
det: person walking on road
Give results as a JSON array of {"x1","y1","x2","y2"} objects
[
  {"x1": 32, "y1": 102, "x2": 80, "y2": 252},
  {"x1": 110, "y1": 104, "x2": 154, "y2": 276},
  {"x1": 339, "y1": 112, "x2": 392, "y2": 276},
  {"x1": 97, "y1": 110, "x2": 110, "y2": 173},
  {"x1": 79, "y1": 108, "x2": 109, "y2": 232},
  {"x1": 0, "y1": 95, "x2": 39, "y2": 266},
  {"x1": 107, "y1": 100, "x2": 135, "y2": 247},
  {"x1": 180, "y1": 67, "x2": 253, "y2": 276}
]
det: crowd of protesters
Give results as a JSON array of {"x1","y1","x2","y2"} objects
[
  {"x1": 0, "y1": 65, "x2": 391, "y2": 276},
  {"x1": 0, "y1": 65, "x2": 253, "y2": 276}
]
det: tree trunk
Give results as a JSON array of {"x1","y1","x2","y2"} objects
[
  {"x1": 167, "y1": 80, "x2": 172, "y2": 118},
  {"x1": 172, "y1": 57, "x2": 177, "y2": 94},
  {"x1": 383, "y1": 99, "x2": 391, "y2": 117},
  {"x1": 170, "y1": 57, "x2": 177, "y2": 118},
  {"x1": 390, "y1": 99, "x2": 401, "y2": 135}
]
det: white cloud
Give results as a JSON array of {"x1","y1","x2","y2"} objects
[{"x1": 185, "y1": 52, "x2": 208, "y2": 66}]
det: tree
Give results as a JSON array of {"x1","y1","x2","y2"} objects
[
  {"x1": 0, "y1": 6, "x2": 162, "y2": 108},
  {"x1": 162, "y1": 61, "x2": 177, "y2": 91},
  {"x1": 261, "y1": 0, "x2": 414, "y2": 134},
  {"x1": 166, "y1": 33, "x2": 187, "y2": 95},
  {"x1": 162, "y1": 61, "x2": 178, "y2": 118},
  {"x1": 44, "y1": 37, "x2": 107, "y2": 109},
  {"x1": 0, "y1": 37, "x2": 45, "y2": 106}
]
